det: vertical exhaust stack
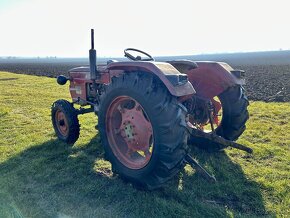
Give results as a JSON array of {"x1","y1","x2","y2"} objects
[{"x1": 89, "y1": 29, "x2": 97, "y2": 80}]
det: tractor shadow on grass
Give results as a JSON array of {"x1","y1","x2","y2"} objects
[
  {"x1": 0, "y1": 137, "x2": 270, "y2": 217},
  {"x1": 164, "y1": 146, "x2": 270, "y2": 217}
]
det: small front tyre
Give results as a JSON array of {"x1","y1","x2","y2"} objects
[{"x1": 51, "y1": 99, "x2": 80, "y2": 144}]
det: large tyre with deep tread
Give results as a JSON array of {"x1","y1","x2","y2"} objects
[
  {"x1": 51, "y1": 99, "x2": 80, "y2": 144},
  {"x1": 189, "y1": 85, "x2": 249, "y2": 151},
  {"x1": 98, "y1": 73, "x2": 189, "y2": 189}
]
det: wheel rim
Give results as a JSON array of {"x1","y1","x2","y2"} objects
[
  {"x1": 55, "y1": 110, "x2": 69, "y2": 136},
  {"x1": 200, "y1": 96, "x2": 223, "y2": 132},
  {"x1": 106, "y1": 96, "x2": 154, "y2": 169}
]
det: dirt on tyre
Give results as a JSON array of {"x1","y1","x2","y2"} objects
[
  {"x1": 51, "y1": 99, "x2": 80, "y2": 144},
  {"x1": 189, "y1": 85, "x2": 249, "y2": 151},
  {"x1": 98, "y1": 73, "x2": 189, "y2": 190}
]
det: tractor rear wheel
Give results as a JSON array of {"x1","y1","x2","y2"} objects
[
  {"x1": 98, "y1": 73, "x2": 188, "y2": 189},
  {"x1": 51, "y1": 99, "x2": 80, "y2": 144},
  {"x1": 189, "y1": 85, "x2": 249, "y2": 151}
]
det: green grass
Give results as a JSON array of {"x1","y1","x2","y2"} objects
[{"x1": 0, "y1": 71, "x2": 289, "y2": 218}]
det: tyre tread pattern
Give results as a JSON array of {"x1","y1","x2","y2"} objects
[
  {"x1": 98, "y1": 73, "x2": 188, "y2": 189},
  {"x1": 189, "y1": 85, "x2": 249, "y2": 151},
  {"x1": 51, "y1": 99, "x2": 80, "y2": 144}
]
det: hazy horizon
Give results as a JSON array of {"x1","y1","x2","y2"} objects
[{"x1": 1, "y1": 49, "x2": 290, "y2": 59}]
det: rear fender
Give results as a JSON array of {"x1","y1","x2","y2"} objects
[
  {"x1": 107, "y1": 61, "x2": 195, "y2": 97},
  {"x1": 183, "y1": 61, "x2": 244, "y2": 99}
]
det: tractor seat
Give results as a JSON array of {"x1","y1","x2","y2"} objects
[
  {"x1": 107, "y1": 59, "x2": 119, "y2": 65},
  {"x1": 167, "y1": 60, "x2": 198, "y2": 75}
]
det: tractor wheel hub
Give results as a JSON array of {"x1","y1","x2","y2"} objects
[
  {"x1": 106, "y1": 96, "x2": 154, "y2": 169},
  {"x1": 120, "y1": 105, "x2": 152, "y2": 152}
]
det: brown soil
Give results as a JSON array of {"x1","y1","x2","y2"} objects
[
  {"x1": 1, "y1": 62, "x2": 290, "y2": 102},
  {"x1": 234, "y1": 65, "x2": 290, "y2": 102}
]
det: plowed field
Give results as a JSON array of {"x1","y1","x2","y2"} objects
[{"x1": 1, "y1": 60, "x2": 290, "y2": 102}]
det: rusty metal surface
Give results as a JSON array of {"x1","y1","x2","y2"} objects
[
  {"x1": 186, "y1": 61, "x2": 240, "y2": 99},
  {"x1": 68, "y1": 68, "x2": 110, "y2": 103},
  {"x1": 107, "y1": 61, "x2": 195, "y2": 97},
  {"x1": 187, "y1": 124, "x2": 253, "y2": 153},
  {"x1": 105, "y1": 96, "x2": 154, "y2": 169},
  {"x1": 69, "y1": 71, "x2": 88, "y2": 101},
  {"x1": 167, "y1": 60, "x2": 198, "y2": 74}
]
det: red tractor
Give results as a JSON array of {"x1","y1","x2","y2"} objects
[{"x1": 51, "y1": 30, "x2": 251, "y2": 189}]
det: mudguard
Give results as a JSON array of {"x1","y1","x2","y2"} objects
[
  {"x1": 107, "y1": 61, "x2": 196, "y2": 97},
  {"x1": 170, "y1": 60, "x2": 245, "y2": 99}
]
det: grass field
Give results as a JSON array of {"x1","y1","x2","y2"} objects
[{"x1": 0, "y1": 71, "x2": 289, "y2": 218}]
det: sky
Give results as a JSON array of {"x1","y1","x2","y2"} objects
[{"x1": 0, "y1": 0, "x2": 289, "y2": 57}]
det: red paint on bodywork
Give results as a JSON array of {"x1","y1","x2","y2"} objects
[
  {"x1": 69, "y1": 69, "x2": 110, "y2": 102},
  {"x1": 186, "y1": 62, "x2": 239, "y2": 99},
  {"x1": 68, "y1": 61, "x2": 238, "y2": 104},
  {"x1": 212, "y1": 98, "x2": 222, "y2": 125},
  {"x1": 107, "y1": 61, "x2": 195, "y2": 97}
]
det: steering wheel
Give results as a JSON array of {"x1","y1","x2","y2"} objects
[{"x1": 124, "y1": 48, "x2": 155, "y2": 61}]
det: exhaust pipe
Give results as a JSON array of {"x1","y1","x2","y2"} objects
[{"x1": 89, "y1": 29, "x2": 97, "y2": 80}]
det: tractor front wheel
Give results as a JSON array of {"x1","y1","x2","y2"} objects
[
  {"x1": 51, "y1": 99, "x2": 80, "y2": 144},
  {"x1": 98, "y1": 73, "x2": 188, "y2": 189}
]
